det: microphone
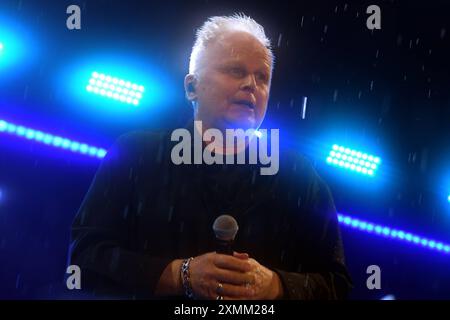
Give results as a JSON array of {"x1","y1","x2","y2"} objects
[{"x1": 213, "y1": 215, "x2": 239, "y2": 255}]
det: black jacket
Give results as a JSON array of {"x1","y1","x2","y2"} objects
[{"x1": 69, "y1": 125, "x2": 352, "y2": 299}]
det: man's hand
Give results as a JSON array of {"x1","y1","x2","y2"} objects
[
  {"x1": 189, "y1": 251, "x2": 256, "y2": 300},
  {"x1": 238, "y1": 253, "x2": 284, "y2": 300}
]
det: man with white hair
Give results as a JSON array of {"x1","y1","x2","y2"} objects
[{"x1": 70, "y1": 14, "x2": 352, "y2": 300}]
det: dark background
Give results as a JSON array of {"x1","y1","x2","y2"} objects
[{"x1": 0, "y1": 0, "x2": 449, "y2": 299}]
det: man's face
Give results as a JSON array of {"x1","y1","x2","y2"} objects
[{"x1": 187, "y1": 31, "x2": 272, "y2": 131}]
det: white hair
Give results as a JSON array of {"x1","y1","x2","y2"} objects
[{"x1": 188, "y1": 13, "x2": 273, "y2": 75}]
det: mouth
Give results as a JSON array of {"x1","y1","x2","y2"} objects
[{"x1": 232, "y1": 100, "x2": 256, "y2": 110}]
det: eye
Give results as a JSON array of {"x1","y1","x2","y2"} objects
[
  {"x1": 256, "y1": 72, "x2": 269, "y2": 83},
  {"x1": 227, "y1": 67, "x2": 245, "y2": 78}
]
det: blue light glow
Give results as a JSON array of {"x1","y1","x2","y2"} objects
[
  {"x1": 327, "y1": 144, "x2": 381, "y2": 176},
  {"x1": 0, "y1": 119, "x2": 107, "y2": 159},
  {"x1": 0, "y1": 15, "x2": 38, "y2": 74},
  {"x1": 337, "y1": 213, "x2": 450, "y2": 255},
  {"x1": 86, "y1": 72, "x2": 144, "y2": 106}
]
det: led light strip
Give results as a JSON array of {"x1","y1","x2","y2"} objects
[
  {"x1": 0, "y1": 119, "x2": 107, "y2": 158},
  {"x1": 326, "y1": 144, "x2": 381, "y2": 176},
  {"x1": 338, "y1": 213, "x2": 450, "y2": 254},
  {"x1": 86, "y1": 72, "x2": 144, "y2": 106}
]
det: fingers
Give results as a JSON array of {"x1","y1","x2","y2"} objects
[
  {"x1": 214, "y1": 253, "x2": 253, "y2": 273},
  {"x1": 215, "y1": 267, "x2": 256, "y2": 286},
  {"x1": 233, "y1": 251, "x2": 249, "y2": 260},
  {"x1": 220, "y1": 282, "x2": 254, "y2": 298}
]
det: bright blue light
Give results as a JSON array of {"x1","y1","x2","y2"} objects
[
  {"x1": 337, "y1": 213, "x2": 450, "y2": 255},
  {"x1": 86, "y1": 72, "x2": 144, "y2": 106},
  {"x1": 0, "y1": 16, "x2": 38, "y2": 74},
  {"x1": 327, "y1": 144, "x2": 381, "y2": 176},
  {"x1": 0, "y1": 119, "x2": 106, "y2": 159},
  {"x1": 448, "y1": 194, "x2": 450, "y2": 203},
  {"x1": 380, "y1": 294, "x2": 396, "y2": 300}
]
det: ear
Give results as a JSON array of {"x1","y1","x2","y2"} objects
[{"x1": 184, "y1": 74, "x2": 198, "y2": 102}]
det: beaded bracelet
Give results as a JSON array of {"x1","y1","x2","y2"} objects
[{"x1": 180, "y1": 257, "x2": 195, "y2": 299}]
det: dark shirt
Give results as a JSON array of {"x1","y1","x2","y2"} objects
[{"x1": 69, "y1": 123, "x2": 352, "y2": 299}]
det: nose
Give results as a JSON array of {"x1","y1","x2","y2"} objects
[{"x1": 240, "y1": 74, "x2": 257, "y2": 93}]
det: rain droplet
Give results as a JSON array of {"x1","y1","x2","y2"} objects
[
  {"x1": 16, "y1": 274, "x2": 21, "y2": 289},
  {"x1": 277, "y1": 34, "x2": 283, "y2": 47},
  {"x1": 388, "y1": 207, "x2": 395, "y2": 217},
  {"x1": 333, "y1": 89, "x2": 338, "y2": 102},
  {"x1": 137, "y1": 200, "x2": 144, "y2": 216},
  {"x1": 167, "y1": 205, "x2": 174, "y2": 222},
  {"x1": 301, "y1": 96, "x2": 307, "y2": 119},
  {"x1": 122, "y1": 206, "x2": 129, "y2": 220},
  {"x1": 23, "y1": 86, "x2": 29, "y2": 100}
]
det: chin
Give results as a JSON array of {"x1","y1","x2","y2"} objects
[{"x1": 224, "y1": 119, "x2": 256, "y2": 131}]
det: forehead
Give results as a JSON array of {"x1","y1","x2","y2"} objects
[{"x1": 203, "y1": 31, "x2": 272, "y2": 68}]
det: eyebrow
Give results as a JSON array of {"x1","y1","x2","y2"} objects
[{"x1": 218, "y1": 60, "x2": 270, "y2": 73}]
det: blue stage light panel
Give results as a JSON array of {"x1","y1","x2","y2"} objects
[
  {"x1": 86, "y1": 72, "x2": 144, "y2": 106},
  {"x1": 0, "y1": 119, "x2": 107, "y2": 159},
  {"x1": 337, "y1": 213, "x2": 450, "y2": 255},
  {"x1": 326, "y1": 144, "x2": 381, "y2": 176}
]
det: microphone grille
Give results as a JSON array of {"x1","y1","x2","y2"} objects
[{"x1": 213, "y1": 215, "x2": 239, "y2": 241}]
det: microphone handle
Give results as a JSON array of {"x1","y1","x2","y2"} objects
[{"x1": 215, "y1": 238, "x2": 234, "y2": 255}]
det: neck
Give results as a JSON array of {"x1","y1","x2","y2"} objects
[{"x1": 193, "y1": 120, "x2": 248, "y2": 155}]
